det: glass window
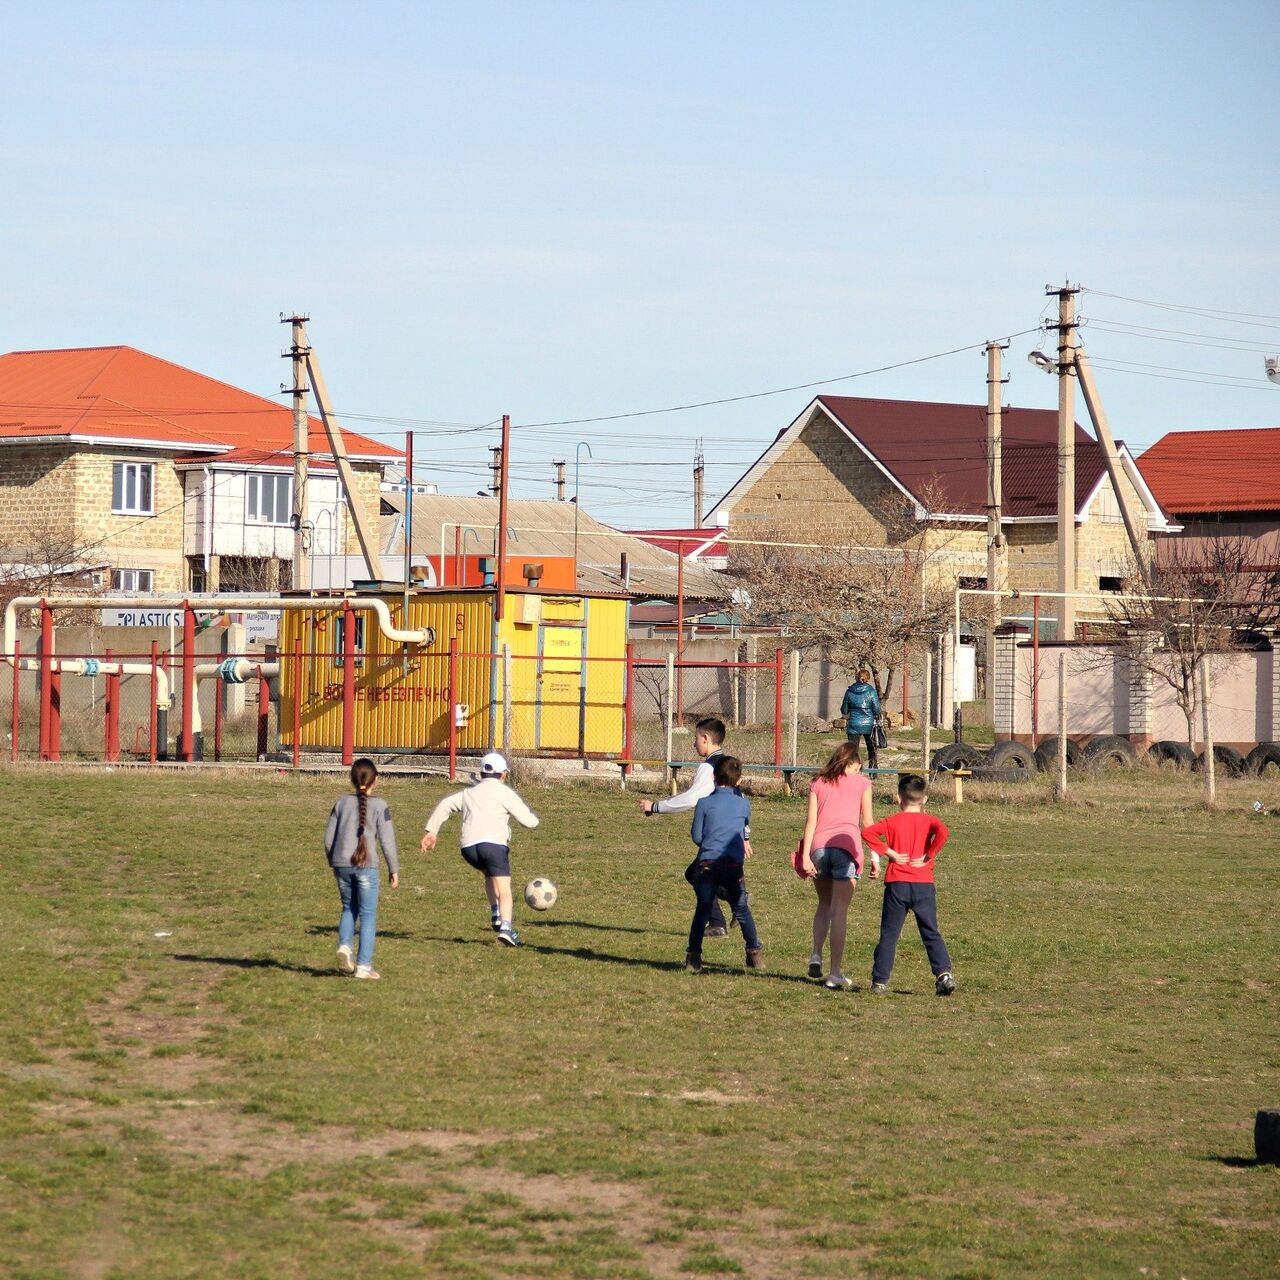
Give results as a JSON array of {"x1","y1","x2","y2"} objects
[
  {"x1": 246, "y1": 473, "x2": 292, "y2": 525},
  {"x1": 111, "y1": 462, "x2": 155, "y2": 515},
  {"x1": 110, "y1": 568, "x2": 154, "y2": 592}
]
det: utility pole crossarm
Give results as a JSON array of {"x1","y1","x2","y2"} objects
[{"x1": 300, "y1": 333, "x2": 382, "y2": 580}]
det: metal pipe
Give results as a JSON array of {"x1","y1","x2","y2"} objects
[
  {"x1": 181, "y1": 604, "x2": 196, "y2": 763},
  {"x1": 403, "y1": 431, "x2": 413, "y2": 672},
  {"x1": 1031, "y1": 594, "x2": 1040, "y2": 748},
  {"x1": 341, "y1": 601, "x2": 356, "y2": 766},
  {"x1": 9, "y1": 640, "x2": 19, "y2": 762}
]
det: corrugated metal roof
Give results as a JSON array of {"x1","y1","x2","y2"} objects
[
  {"x1": 1139, "y1": 426, "x2": 1280, "y2": 515},
  {"x1": 0, "y1": 346, "x2": 397, "y2": 461},
  {"x1": 381, "y1": 493, "x2": 730, "y2": 599}
]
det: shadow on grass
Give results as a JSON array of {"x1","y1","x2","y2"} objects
[
  {"x1": 1208, "y1": 1155, "x2": 1265, "y2": 1168},
  {"x1": 170, "y1": 953, "x2": 342, "y2": 979},
  {"x1": 527, "y1": 918, "x2": 682, "y2": 936},
  {"x1": 304, "y1": 924, "x2": 415, "y2": 939}
]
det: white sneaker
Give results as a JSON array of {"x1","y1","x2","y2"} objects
[
  {"x1": 354, "y1": 966, "x2": 381, "y2": 980},
  {"x1": 336, "y1": 944, "x2": 355, "y2": 974},
  {"x1": 808, "y1": 953, "x2": 823, "y2": 979},
  {"x1": 823, "y1": 972, "x2": 853, "y2": 990}
]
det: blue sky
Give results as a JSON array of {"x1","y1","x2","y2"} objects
[{"x1": 3, "y1": 1, "x2": 1276, "y2": 524}]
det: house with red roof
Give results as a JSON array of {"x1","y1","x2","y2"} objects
[
  {"x1": 1138, "y1": 426, "x2": 1280, "y2": 575},
  {"x1": 619, "y1": 527, "x2": 729, "y2": 571},
  {"x1": 711, "y1": 395, "x2": 1171, "y2": 601},
  {"x1": 0, "y1": 346, "x2": 400, "y2": 593}
]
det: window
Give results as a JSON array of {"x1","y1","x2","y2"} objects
[
  {"x1": 111, "y1": 568, "x2": 154, "y2": 592},
  {"x1": 958, "y1": 575, "x2": 988, "y2": 591},
  {"x1": 111, "y1": 462, "x2": 154, "y2": 514},
  {"x1": 246, "y1": 473, "x2": 292, "y2": 525},
  {"x1": 1099, "y1": 575, "x2": 1125, "y2": 593},
  {"x1": 333, "y1": 614, "x2": 366, "y2": 668}
]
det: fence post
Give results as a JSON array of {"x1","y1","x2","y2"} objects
[
  {"x1": 773, "y1": 648, "x2": 784, "y2": 775},
  {"x1": 181, "y1": 602, "x2": 196, "y2": 763},
  {"x1": 1055, "y1": 651, "x2": 1068, "y2": 800},
  {"x1": 11, "y1": 640, "x2": 20, "y2": 762},
  {"x1": 256, "y1": 665, "x2": 270, "y2": 759},
  {"x1": 902, "y1": 641, "x2": 910, "y2": 725},
  {"x1": 39, "y1": 601, "x2": 58, "y2": 761},
  {"x1": 448, "y1": 638, "x2": 459, "y2": 782},
  {"x1": 623, "y1": 643, "x2": 635, "y2": 788},
  {"x1": 922, "y1": 647, "x2": 933, "y2": 772},
  {"x1": 341, "y1": 601, "x2": 356, "y2": 767},
  {"x1": 664, "y1": 651, "x2": 675, "y2": 790},
  {"x1": 149, "y1": 640, "x2": 159, "y2": 763},
  {"x1": 104, "y1": 646, "x2": 120, "y2": 764},
  {"x1": 292, "y1": 638, "x2": 303, "y2": 770},
  {"x1": 1200, "y1": 656, "x2": 1216, "y2": 805},
  {"x1": 789, "y1": 649, "x2": 800, "y2": 768},
  {"x1": 502, "y1": 643, "x2": 513, "y2": 756}
]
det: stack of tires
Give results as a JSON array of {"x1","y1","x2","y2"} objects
[{"x1": 931, "y1": 737, "x2": 1280, "y2": 778}]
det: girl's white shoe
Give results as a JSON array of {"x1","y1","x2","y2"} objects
[{"x1": 336, "y1": 944, "x2": 355, "y2": 974}]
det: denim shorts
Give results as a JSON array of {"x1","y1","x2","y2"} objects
[
  {"x1": 812, "y1": 846, "x2": 860, "y2": 882},
  {"x1": 461, "y1": 842, "x2": 511, "y2": 877}
]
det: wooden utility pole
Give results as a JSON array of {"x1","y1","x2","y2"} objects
[
  {"x1": 693, "y1": 441, "x2": 705, "y2": 527},
  {"x1": 496, "y1": 415, "x2": 511, "y2": 621},
  {"x1": 554, "y1": 460, "x2": 566, "y2": 501},
  {"x1": 984, "y1": 340, "x2": 1008, "y2": 719},
  {"x1": 283, "y1": 315, "x2": 311, "y2": 590},
  {"x1": 1049, "y1": 284, "x2": 1080, "y2": 640}
]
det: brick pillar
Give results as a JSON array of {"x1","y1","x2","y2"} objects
[
  {"x1": 992, "y1": 624, "x2": 1028, "y2": 742},
  {"x1": 1128, "y1": 633, "x2": 1155, "y2": 753}
]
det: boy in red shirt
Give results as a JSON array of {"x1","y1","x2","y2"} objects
[{"x1": 860, "y1": 774, "x2": 956, "y2": 996}]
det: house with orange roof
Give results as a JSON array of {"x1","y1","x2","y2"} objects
[
  {"x1": 1137, "y1": 426, "x2": 1280, "y2": 576},
  {"x1": 0, "y1": 346, "x2": 401, "y2": 593}
]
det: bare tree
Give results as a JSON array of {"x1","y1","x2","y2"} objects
[
  {"x1": 727, "y1": 482, "x2": 985, "y2": 705},
  {"x1": 1104, "y1": 532, "x2": 1280, "y2": 749},
  {"x1": 0, "y1": 519, "x2": 107, "y2": 623}
]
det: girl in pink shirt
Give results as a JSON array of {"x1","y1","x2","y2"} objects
[{"x1": 800, "y1": 741, "x2": 877, "y2": 989}]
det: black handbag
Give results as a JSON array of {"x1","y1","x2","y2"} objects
[{"x1": 873, "y1": 720, "x2": 888, "y2": 751}]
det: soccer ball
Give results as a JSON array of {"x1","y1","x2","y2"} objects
[{"x1": 524, "y1": 877, "x2": 558, "y2": 911}]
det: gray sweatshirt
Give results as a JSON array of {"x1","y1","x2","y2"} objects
[{"x1": 324, "y1": 793, "x2": 399, "y2": 873}]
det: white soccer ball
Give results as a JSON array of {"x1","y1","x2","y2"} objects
[{"x1": 524, "y1": 877, "x2": 558, "y2": 911}]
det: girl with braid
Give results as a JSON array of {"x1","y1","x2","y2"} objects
[{"x1": 324, "y1": 758, "x2": 399, "y2": 979}]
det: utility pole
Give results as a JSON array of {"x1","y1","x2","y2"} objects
[
  {"x1": 984, "y1": 340, "x2": 1008, "y2": 719},
  {"x1": 693, "y1": 440, "x2": 705, "y2": 527},
  {"x1": 1049, "y1": 283, "x2": 1080, "y2": 641},
  {"x1": 490, "y1": 446, "x2": 503, "y2": 496},
  {"x1": 496, "y1": 415, "x2": 511, "y2": 622},
  {"x1": 554, "y1": 460, "x2": 566, "y2": 501},
  {"x1": 283, "y1": 314, "x2": 311, "y2": 590}
]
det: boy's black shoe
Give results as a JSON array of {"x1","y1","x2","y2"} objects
[
  {"x1": 870, "y1": 982, "x2": 888, "y2": 994},
  {"x1": 935, "y1": 972, "x2": 956, "y2": 996},
  {"x1": 685, "y1": 951, "x2": 703, "y2": 973},
  {"x1": 703, "y1": 925, "x2": 728, "y2": 939},
  {"x1": 745, "y1": 947, "x2": 765, "y2": 973}
]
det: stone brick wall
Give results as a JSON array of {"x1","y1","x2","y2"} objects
[
  {"x1": 0, "y1": 444, "x2": 81, "y2": 542},
  {"x1": 340, "y1": 464, "x2": 385, "y2": 569}
]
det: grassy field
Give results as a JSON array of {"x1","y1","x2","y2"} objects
[{"x1": 2, "y1": 765, "x2": 1277, "y2": 1280}]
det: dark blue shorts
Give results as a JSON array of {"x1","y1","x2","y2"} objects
[{"x1": 461, "y1": 843, "x2": 511, "y2": 877}]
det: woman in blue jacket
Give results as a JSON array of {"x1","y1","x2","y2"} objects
[{"x1": 840, "y1": 668, "x2": 882, "y2": 768}]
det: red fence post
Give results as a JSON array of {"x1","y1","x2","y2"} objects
[
  {"x1": 623, "y1": 643, "x2": 635, "y2": 783},
  {"x1": 149, "y1": 640, "x2": 159, "y2": 763},
  {"x1": 38, "y1": 601, "x2": 52, "y2": 761},
  {"x1": 104, "y1": 647, "x2": 120, "y2": 764},
  {"x1": 447, "y1": 638, "x2": 459, "y2": 782},
  {"x1": 180, "y1": 602, "x2": 196, "y2": 763},
  {"x1": 341, "y1": 602, "x2": 356, "y2": 766},
  {"x1": 1031, "y1": 594, "x2": 1041, "y2": 748},
  {"x1": 292, "y1": 638, "x2": 303, "y2": 770},
  {"x1": 256, "y1": 666, "x2": 270, "y2": 759},
  {"x1": 773, "y1": 647, "x2": 784, "y2": 776},
  {"x1": 10, "y1": 640, "x2": 20, "y2": 762}
]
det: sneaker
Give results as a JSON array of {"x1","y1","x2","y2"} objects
[
  {"x1": 336, "y1": 944, "x2": 355, "y2": 974},
  {"x1": 489, "y1": 910, "x2": 502, "y2": 933},
  {"x1": 685, "y1": 950, "x2": 703, "y2": 973},
  {"x1": 745, "y1": 947, "x2": 766, "y2": 972},
  {"x1": 497, "y1": 925, "x2": 523, "y2": 948},
  {"x1": 823, "y1": 972, "x2": 853, "y2": 990},
  {"x1": 936, "y1": 972, "x2": 956, "y2": 996},
  {"x1": 703, "y1": 925, "x2": 728, "y2": 939},
  {"x1": 807, "y1": 954, "x2": 823, "y2": 979},
  {"x1": 870, "y1": 982, "x2": 888, "y2": 994},
  {"x1": 354, "y1": 966, "x2": 381, "y2": 980}
]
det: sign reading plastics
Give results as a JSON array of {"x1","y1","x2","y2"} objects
[{"x1": 101, "y1": 609, "x2": 184, "y2": 628}]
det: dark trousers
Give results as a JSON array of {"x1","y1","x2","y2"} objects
[
  {"x1": 849, "y1": 730, "x2": 878, "y2": 769},
  {"x1": 684, "y1": 858, "x2": 728, "y2": 930},
  {"x1": 872, "y1": 882, "x2": 951, "y2": 984},
  {"x1": 688, "y1": 860, "x2": 760, "y2": 955}
]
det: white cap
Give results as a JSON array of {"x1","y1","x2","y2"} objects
[{"x1": 480, "y1": 752, "x2": 508, "y2": 775}]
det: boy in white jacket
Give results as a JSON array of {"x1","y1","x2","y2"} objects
[{"x1": 421, "y1": 753, "x2": 539, "y2": 947}]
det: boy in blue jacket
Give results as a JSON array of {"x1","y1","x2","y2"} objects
[{"x1": 686, "y1": 757, "x2": 765, "y2": 974}]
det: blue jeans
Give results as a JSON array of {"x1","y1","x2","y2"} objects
[
  {"x1": 334, "y1": 865, "x2": 380, "y2": 968},
  {"x1": 688, "y1": 860, "x2": 761, "y2": 954}
]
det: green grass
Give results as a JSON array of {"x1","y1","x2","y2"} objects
[{"x1": 2, "y1": 765, "x2": 1278, "y2": 1279}]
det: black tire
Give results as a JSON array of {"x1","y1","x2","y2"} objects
[
  {"x1": 1033, "y1": 736, "x2": 1080, "y2": 772},
  {"x1": 1195, "y1": 745, "x2": 1248, "y2": 778},
  {"x1": 931, "y1": 742, "x2": 985, "y2": 773},
  {"x1": 1245, "y1": 742, "x2": 1280, "y2": 778},
  {"x1": 1081, "y1": 735, "x2": 1138, "y2": 769},
  {"x1": 984, "y1": 740, "x2": 1037, "y2": 771},
  {"x1": 1147, "y1": 740, "x2": 1196, "y2": 771}
]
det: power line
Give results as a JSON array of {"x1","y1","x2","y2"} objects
[{"x1": 1080, "y1": 287, "x2": 1280, "y2": 326}]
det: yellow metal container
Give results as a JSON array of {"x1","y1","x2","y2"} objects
[{"x1": 279, "y1": 587, "x2": 628, "y2": 757}]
